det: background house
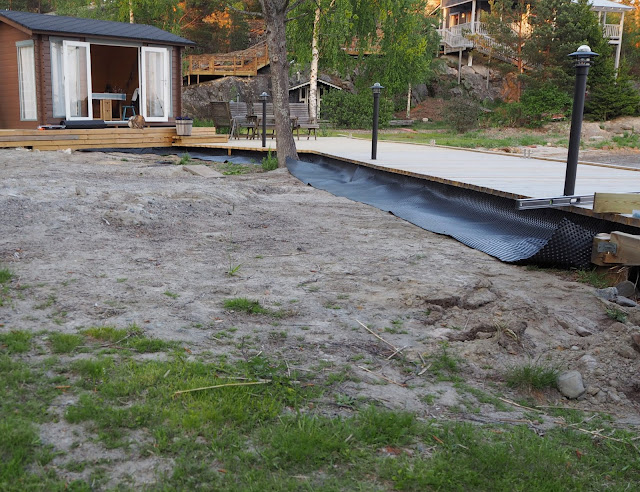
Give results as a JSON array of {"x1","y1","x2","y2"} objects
[{"x1": 0, "y1": 10, "x2": 195, "y2": 129}]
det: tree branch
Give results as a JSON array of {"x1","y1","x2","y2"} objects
[
  {"x1": 286, "y1": 0, "x2": 311, "y2": 14},
  {"x1": 286, "y1": 11, "x2": 311, "y2": 23},
  {"x1": 227, "y1": 4, "x2": 263, "y2": 18}
]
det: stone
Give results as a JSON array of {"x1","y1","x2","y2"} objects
[
  {"x1": 631, "y1": 332, "x2": 640, "y2": 351},
  {"x1": 609, "y1": 391, "x2": 622, "y2": 403},
  {"x1": 462, "y1": 288, "x2": 497, "y2": 309},
  {"x1": 595, "y1": 287, "x2": 618, "y2": 301},
  {"x1": 609, "y1": 322, "x2": 628, "y2": 333},
  {"x1": 616, "y1": 346, "x2": 637, "y2": 359},
  {"x1": 615, "y1": 280, "x2": 637, "y2": 298},
  {"x1": 579, "y1": 354, "x2": 598, "y2": 371},
  {"x1": 614, "y1": 296, "x2": 638, "y2": 308},
  {"x1": 586, "y1": 386, "x2": 600, "y2": 396},
  {"x1": 557, "y1": 370, "x2": 586, "y2": 399},
  {"x1": 75, "y1": 185, "x2": 87, "y2": 196},
  {"x1": 575, "y1": 326, "x2": 593, "y2": 337},
  {"x1": 183, "y1": 165, "x2": 224, "y2": 178}
]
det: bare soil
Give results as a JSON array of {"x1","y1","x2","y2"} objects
[{"x1": 1, "y1": 147, "x2": 640, "y2": 480}]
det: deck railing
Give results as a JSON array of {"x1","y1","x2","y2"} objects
[
  {"x1": 185, "y1": 40, "x2": 269, "y2": 78},
  {"x1": 604, "y1": 23, "x2": 621, "y2": 39}
]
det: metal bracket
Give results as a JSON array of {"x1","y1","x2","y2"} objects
[
  {"x1": 516, "y1": 195, "x2": 594, "y2": 210},
  {"x1": 597, "y1": 242, "x2": 618, "y2": 254}
]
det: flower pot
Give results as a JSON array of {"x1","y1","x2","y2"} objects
[{"x1": 176, "y1": 120, "x2": 193, "y2": 136}]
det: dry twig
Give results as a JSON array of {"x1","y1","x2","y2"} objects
[
  {"x1": 356, "y1": 319, "x2": 399, "y2": 352},
  {"x1": 357, "y1": 365, "x2": 406, "y2": 387},
  {"x1": 173, "y1": 380, "x2": 271, "y2": 397}
]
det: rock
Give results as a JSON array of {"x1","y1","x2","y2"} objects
[
  {"x1": 614, "y1": 296, "x2": 638, "y2": 308},
  {"x1": 575, "y1": 326, "x2": 593, "y2": 337},
  {"x1": 615, "y1": 280, "x2": 637, "y2": 298},
  {"x1": 609, "y1": 391, "x2": 622, "y2": 403},
  {"x1": 631, "y1": 332, "x2": 640, "y2": 351},
  {"x1": 586, "y1": 386, "x2": 600, "y2": 396},
  {"x1": 609, "y1": 322, "x2": 628, "y2": 333},
  {"x1": 579, "y1": 354, "x2": 598, "y2": 371},
  {"x1": 595, "y1": 287, "x2": 618, "y2": 301},
  {"x1": 462, "y1": 288, "x2": 497, "y2": 309},
  {"x1": 616, "y1": 346, "x2": 637, "y2": 359},
  {"x1": 557, "y1": 370, "x2": 586, "y2": 399},
  {"x1": 75, "y1": 185, "x2": 87, "y2": 196}
]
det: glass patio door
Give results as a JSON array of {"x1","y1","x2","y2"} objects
[
  {"x1": 63, "y1": 41, "x2": 93, "y2": 120},
  {"x1": 140, "y1": 47, "x2": 170, "y2": 122}
]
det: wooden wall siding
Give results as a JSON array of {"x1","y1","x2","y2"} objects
[
  {"x1": 0, "y1": 24, "x2": 34, "y2": 129},
  {"x1": 172, "y1": 46, "x2": 181, "y2": 118}
]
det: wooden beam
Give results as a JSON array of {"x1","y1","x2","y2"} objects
[
  {"x1": 592, "y1": 231, "x2": 640, "y2": 266},
  {"x1": 593, "y1": 192, "x2": 640, "y2": 214}
]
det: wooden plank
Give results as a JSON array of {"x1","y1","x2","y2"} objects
[
  {"x1": 593, "y1": 193, "x2": 640, "y2": 214},
  {"x1": 592, "y1": 231, "x2": 640, "y2": 266}
]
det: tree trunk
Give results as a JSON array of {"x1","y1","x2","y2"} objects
[
  {"x1": 259, "y1": 0, "x2": 299, "y2": 168},
  {"x1": 308, "y1": 5, "x2": 321, "y2": 121}
]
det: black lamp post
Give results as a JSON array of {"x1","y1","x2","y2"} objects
[
  {"x1": 564, "y1": 45, "x2": 598, "y2": 196},
  {"x1": 259, "y1": 91, "x2": 269, "y2": 148},
  {"x1": 371, "y1": 82, "x2": 384, "y2": 160}
]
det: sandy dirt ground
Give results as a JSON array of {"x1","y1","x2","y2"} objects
[{"x1": 1, "y1": 147, "x2": 640, "y2": 479}]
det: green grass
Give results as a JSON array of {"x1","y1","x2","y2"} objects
[
  {"x1": 376, "y1": 129, "x2": 555, "y2": 149},
  {"x1": 606, "y1": 306, "x2": 628, "y2": 323},
  {"x1": 261, "y1": 149, "x2": 278, "y2": 171},
  {"x1": 505, "y1": 362, "x2": 559, "y2": 390},
  {"x1": 49, "y1": 333, "x2": 84, "y2": 354},
  {"x1": 164, "y1": 290, "x2": 179, "y2": 299},
  {"x1": 0, "y1": 331, "x2": 33, "y2": 354},
  {"x1": 0, "y1": 268, "x2": 13, "y2": 284},
  {"x1": 81, "y1": 324, "x2": 176, "y2": 353},
  {"x1": 219, "y1": 162, "x2": 253, "y2": 175},
  {"x1": 0, "y1": 331, "x2": 639, "y2": 490},
  {"x1": 223, "y1": 298, "x2": 287, "y2": 318},
  {"x1": 428, "y1": 342, "x2": 461, "y2": 381},
  {"x1": 576, "y1": 268, "x2": 610, "y2": 289}
]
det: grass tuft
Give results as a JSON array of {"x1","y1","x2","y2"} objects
[
  {"x1": 505, "y1": 361, "x2": 559, "y2": 390},
  {"x1": 0, "y1": 331, "x2": 32, "y2": 354},
  {"x1": 49, "y1": 333, "x2": 84, "y2": 354},
  {"x1": 0, "y1": 268, "x2": 13, "y2": 284},
  {"x1": 606, "y1": 307, "x2": 628, "y2": 323}
]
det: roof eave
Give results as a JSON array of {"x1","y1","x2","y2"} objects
[{"x1": 0, "y1": 16, "x2": 33, "y2": 36}]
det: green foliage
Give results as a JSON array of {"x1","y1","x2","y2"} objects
[
  {"x1": 261, "y1": 149, "x2": 278, "y2": 171},
  {"x1": 576, "y1": 268, "x2": 610, "y2": 289},
  {"x1": 446, "y1": 98, "x2": 481, "y2": 133},
  {"x1": 606, "y1": 307, "x2": 628, "y2": 323},
  {"x1": 322, "y1": 90, "x2": 394, "y2": 129},
  {"x1": 178, "y1": 153, "x2": 191, "y2": 165},
  {"x1": 520, "y1": 84, "x2": 572, "y2": 127},
  {"x1": 585, "y1": 67, "x2": 640, "y2": 121}
]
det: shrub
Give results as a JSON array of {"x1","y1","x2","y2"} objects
[
  {"x1": 520, "y1": 84, "x2": 572, "y2": 127},
  {"x1": 321, "y1": 90, "x2": 394, "y2": 129},
  {"x1": 446, "y1": 98, "x2": 481, "y2": 133},
  {"x1": 261, "y1": 149, "x2": 278, "y2": 171}
]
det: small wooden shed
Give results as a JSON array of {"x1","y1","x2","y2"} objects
[{"x1": 0, "y1": 10, "x2": 195, "y2": 129}]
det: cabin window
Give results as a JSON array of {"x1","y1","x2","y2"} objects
[
  {"x1": 50, "y1": 39, "x2": 65, "y2": 118},
  {"x1": 17, "y1": 41, "x2": 37, "y2": 121}
]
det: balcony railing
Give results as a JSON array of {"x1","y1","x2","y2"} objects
[{"x1": 604, "y1": 23, "x2": 621, "y2": 39}]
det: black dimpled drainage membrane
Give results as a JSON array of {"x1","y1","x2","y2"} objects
[{"x1": 287, "y1": 156, "x2": 640, "y2": 269}]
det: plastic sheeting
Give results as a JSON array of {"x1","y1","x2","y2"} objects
[{"x1": 287, "y1": 156, "x2": 636, "y2": 268}]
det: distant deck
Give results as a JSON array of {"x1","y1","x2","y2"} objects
[
  {"x1": 184, "y1": 41, "x2": 269, "y2": 84},
  {"x1": 0, "y1": 127, "x2": 228, "y2": 151}
]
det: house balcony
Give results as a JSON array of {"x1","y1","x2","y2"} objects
[{"x1": 604, "y1": 23, "x2": 622, "y2": 42}]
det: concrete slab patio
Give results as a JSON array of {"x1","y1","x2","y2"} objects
[{"x1": 192, "y1": 136, "x2": 640, "y2": 200}]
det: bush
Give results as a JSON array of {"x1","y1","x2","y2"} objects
[
  {"x1": 321, "y1": 91, "x2": 394, "y2": 129},
  {"x1": 520, "y1": 84, "x2": 572, "y2": 127},
  {"x1": 446, "y1": 98, "x2": 481, "y2": 133},
  {"x1": 261, "y1": 149, "x2": 278, "y2": 171}
]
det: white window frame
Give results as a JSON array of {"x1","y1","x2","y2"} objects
[
  {"x1": 63, "y1": 40, "x2": 93, "y2": 120},
  {"x1": 140, "y1": 46, "x2": 170, "y2": 122},
  {"x1": 16, "y1": 40, "x2": 37, "y2": 121},
  {"x1": 49, "y1": 38, "x2": 65, "y2": 118}
]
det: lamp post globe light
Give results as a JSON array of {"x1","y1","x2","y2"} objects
[
  {"x1": 259, "y1": 91, "x2": 269, "y2": 148},
  {"x1": 564, "y1": 45, "x2": 598, "y2": 196},
  {"x1": 371, "y1": 82, "x2": 384, "y2": 160}
]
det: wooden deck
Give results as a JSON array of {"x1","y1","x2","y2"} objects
[
  {"x1": 0, "y1": 127, "x2": 228, "y2": 151},
  {"x1": 184, "y1": 41, "x2": 269, "y2": 83}
]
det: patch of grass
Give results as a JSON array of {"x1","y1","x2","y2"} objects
[
  {"x1": 226, "y1": 262, "x2": 242, "y2": 277},
  {"x1": 164, "y1": 291, "x2": 179, "y2": 299},
  {"x1": 576, "y1": 268, "x2": 610, "y2": 289},
  {"x1": 0, "y1": 268, "x2": 13, "y2": 284},
  {"x1": 219, "y1": 162, "x2": 252, "y2": 175},
  {"x1": 261, "y1": 149, "x2": 278, "y2": 171},
  {"x1": 34, "y1": 294, "x2": 56, "y2": 310},
  {"x1": 178, "y1": 152, "x2": 191, "y2": 165},
  {"x1": 505, "y1": 361, "x2": 559, "y2": 390},
  {"x1": 428, "y1": 342, "x2": 461, "y2": 381},
  {"x1": 223, "y1": 298, "x2": 287, "y2": 318},
  {"x1": 81, "y1": 324, "x2": 176, "y2": 353},
  {"x1": 606, "y1": 306, "x2": 628, "y2": 323},
  {"x1": 0, "y1": 331, "x2": 33, "y2": 354},
  {"x1": 49, "y1": 333, "x2": 84, "y2": 354}
]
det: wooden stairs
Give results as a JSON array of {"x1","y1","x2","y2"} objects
[{"x1": 185, "y1": 40, "x2": 269, "y2": 84}]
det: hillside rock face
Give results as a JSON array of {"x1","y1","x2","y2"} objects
[{"x1": 182, "y1": 75, "x2": 270, "y2": 119}]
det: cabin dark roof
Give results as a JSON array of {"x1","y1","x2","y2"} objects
[{"x1": 0, "y1": 10, "x2": 195, "y2": 46}]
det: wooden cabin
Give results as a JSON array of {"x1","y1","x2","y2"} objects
[{"x1": 0, "y1": 10, "x2": 195, "y2": 129}]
